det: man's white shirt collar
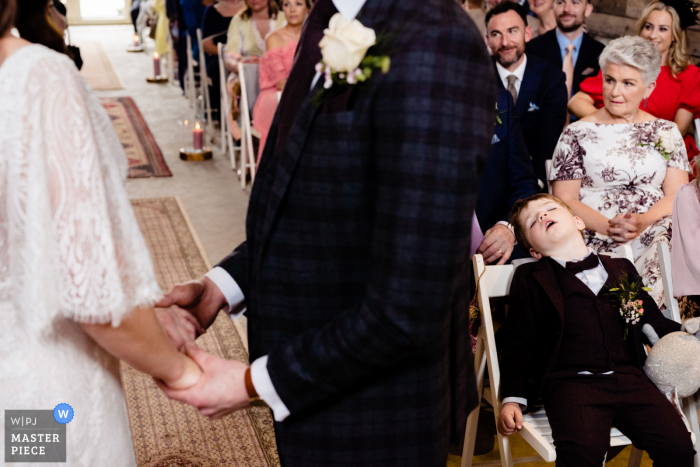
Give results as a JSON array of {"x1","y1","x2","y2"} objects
[
  {"x1": 496, "y1": 54, "x2": 527, "y2": 87},
  {"x1": 333, "y1": 0, "x2": 366, "y2": 20}
]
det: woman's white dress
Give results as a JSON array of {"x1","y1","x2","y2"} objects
[
  {"x1": 0, "y1": 44, "x2": 162, "y2": 466},
  {"x1": 550, "y1": 120, "x2": 691, "y2": 307}
]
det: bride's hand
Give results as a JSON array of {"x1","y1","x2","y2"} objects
[
  {"x1": 155, "y1": 305, "x2": 202, "y2": 351},
  {"x1": 162, "y1": 354, "x2": 203, "y2": 390}
]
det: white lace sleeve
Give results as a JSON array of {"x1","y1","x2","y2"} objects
[{"x1": 4, "y1": 47, "x2": 161, "y2": 327}]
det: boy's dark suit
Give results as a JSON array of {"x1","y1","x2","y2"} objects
[
  {"x1": 526, "y1": 29, "x2": 605, "y2": 97},
  {"x1": 494, "y1": 55, "x2": 567, "y2": 185},
  {"x1": 500, "y1": 254, "x2": 694, "y2": 466}
]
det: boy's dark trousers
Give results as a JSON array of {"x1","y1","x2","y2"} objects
[{"x1": 544, "y1": 372, "x2": 694, "y2": 467}]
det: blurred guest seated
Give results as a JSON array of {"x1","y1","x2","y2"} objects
[
  {"x1": 252, "y1": 0, "x2": 309, "y2": 163},
  {"x1": 527, "y1": 0, "x2": 556, "y2": 36},
  {"x1": 672, "y1": 163, "x2": 700, "y2": 320},
  {"x1": 182, "y1": 0, "x2": 212, "y2": 60},
  {"x1": 224, "y1": 0, "x2": 285, "y2": 139},
  {"x1": 568, "y1": 0, "x2": 700, "y2": 162},
  {"x1": 526, "y1": 0, "x2": 604, "y2": 100},
  {"x1": 464, "y1": 0, "x2": 486, "y2": 38},
  {"x1": 551, "y1": 36, "x2": 690, "y2": 308},
  {"x1": 202, "y1": 0, "x2": 245, "y2": 121},
  {"x1": 473, "y1": 89, "x2": 540, "y2": 264},
  {"x1": 486, "y1": 1, "x2": 567, "y2": 186}
]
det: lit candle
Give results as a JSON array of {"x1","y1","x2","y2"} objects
[
  {"x1": 133, "y1": 35, "x2": 139, "y2": 47},
  {"x1": 153, "y1": 52, "x2": 161, "y2": 77},
  {"x1": 193, "y1": 122, "x2": 203, "y2": 150}
]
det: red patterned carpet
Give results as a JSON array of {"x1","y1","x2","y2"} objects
[{"x1": 101, "y1": 97, "x2": 172, "y2": 178}]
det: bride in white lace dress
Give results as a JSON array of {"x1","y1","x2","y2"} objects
[{"x1": 0, "y1": 11, "x2": 202, "y2": 467}]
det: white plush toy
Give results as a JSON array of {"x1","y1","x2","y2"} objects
[{"x1": 643, "y1": 317, "x2": 700, "y2": 444}]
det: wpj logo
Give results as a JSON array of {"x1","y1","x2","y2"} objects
[{"x1": 4, "y1": 405, "x2": 72, "y2": 463}]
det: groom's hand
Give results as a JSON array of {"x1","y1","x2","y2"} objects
[
  {"x1": 155, "y1": 306, "x2": 203, "y2": 351},
  {"x1": 157, "y1": 342, "x2": 251, "y2": 419},
  {"x1": 157, "y1": 277, "x2": 227, "y2": 330}
]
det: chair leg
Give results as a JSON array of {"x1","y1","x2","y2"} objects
[
  {"x1": 462, "y1": 337, "x2": 487, "y2": 467},
  {"x1": 628, "y1": 446, "x2": 643, "y2": 467},
  {"x1": 240, "y1": 126, "x2": 247, "y2": 189},
  {"x1": 495, "y1": 432, "x2": 514, "y2": 467},
  {"x1": 682, "y1": 395, "x2": 700, "y2": 467}
]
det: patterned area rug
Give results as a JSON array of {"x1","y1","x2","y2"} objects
[
  {"x1": 101, "y1": 97, "x2": 172, "y2": 178},
  {"x1": 78, "y1": 41, "x2": 124, "y2": 90},
  {"x1": 123, "y1": 197, "x2": 279, "y2": 467}
]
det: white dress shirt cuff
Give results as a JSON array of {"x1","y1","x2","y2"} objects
[
  {"x1": 502, "y1": 397, "x2": 527, "y2": 411},
  {"x1": 250, "y1": 356, "x2": 291, "y2": 422},
  {"x1": 204, "y1": 267, "x2": 246, "y2": 319}
]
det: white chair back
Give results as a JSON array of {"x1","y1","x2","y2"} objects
[
  {"x1": 218, "y1": 43, "x2": 239, "y2": 167},
  {"x1": 196, "y1": 28, "x2": 213, "y2": 135},
  {"x1": 185, "y1": 34, "x2": 198, "y2": 109},
  {"x1": 545, "y1": 159, "x2": 553, "y2": 195},
  {"x1": 694, "y1": 118, "x2": 700, "y2": 150},
  {"x1": 238, "y1": 62, "x2": 260, "y2": 188}
]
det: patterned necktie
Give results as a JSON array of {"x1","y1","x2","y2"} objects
[
  {"x1": 566, "y1": 253, "x2": 599, "y2": 274},
  {"x1": 563, "y1": 43, "x2": 575, "y2": 99},
  {"x1": 506, "y1": 74, "x2": 518, "y2": 105}
]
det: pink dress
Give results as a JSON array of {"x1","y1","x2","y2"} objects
[{"x1": 253, "y1": 40, "x2": 297, "y2": 162}]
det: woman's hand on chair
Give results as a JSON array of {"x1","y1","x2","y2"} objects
[{"x1": 498, "y1": 402, "x2": 523, "y2": 436}]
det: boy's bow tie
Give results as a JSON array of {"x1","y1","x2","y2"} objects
[{"x1": 566, "y1": 254, "x2": 600, "y2": 274}]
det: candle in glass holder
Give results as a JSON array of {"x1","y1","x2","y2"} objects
[
  {"x1": 133, "y1": 35, "x2": 140, "y2": 47},
  {"x1": 193, "y1": 122, "x2": 203, "y2": 150},
  {"x1": 153, "y1": 52, "x2": 161, "y2": 77}
]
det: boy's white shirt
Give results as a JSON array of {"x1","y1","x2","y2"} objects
[{"x1": 503, "y1": 248, "x2": 610, "y2": 410}]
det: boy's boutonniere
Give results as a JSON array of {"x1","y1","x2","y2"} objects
[
  {"x1": 313, "y1": 13, "x2": 391, "y2": 104},
  {"x1": 638, "y1": 130, "x2": 674, "y2": 161},
  {"x1": 608, "y1": 274, "x2": 652, "y2": 340}
]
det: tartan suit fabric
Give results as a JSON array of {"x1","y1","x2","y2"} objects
[{"x1": 218, "y1": 0, "x2": 496, "y2": 463}]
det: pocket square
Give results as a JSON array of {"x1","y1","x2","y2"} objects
[
  {"x1": 582, "y1": 67, "x2": 595, "y2": 76},
  {"x1": 491, "y1": 134, "x2": 500, "y2": 144},
  {"x1": 528, "y1": 103, "x2": 539, "y2": 112}
]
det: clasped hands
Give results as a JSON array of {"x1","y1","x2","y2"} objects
[
  {"x1": 153, "y1": 278, "x2": 253, "y2": 419},
  {"x1": 607, "y1": 212, "x2": 649, "y2": 243}
]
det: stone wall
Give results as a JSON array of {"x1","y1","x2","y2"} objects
[{"x1": 587, "y1": 0, "x2": 700, "y2": 61}]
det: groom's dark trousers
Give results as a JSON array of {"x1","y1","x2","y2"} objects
[{"x1": 216, "y1": 0, "x2": 496, "y2": 464}]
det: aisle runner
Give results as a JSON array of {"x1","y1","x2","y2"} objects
[
  {"x1": 101, "y1": 97, "x2": 172, "y2": 178},
  {"x1": 123, "y1": 197, "x2": 279, "y2": 467},
  {"x1": 78, "y1": 41, "x2": 124, "y2": 90}
]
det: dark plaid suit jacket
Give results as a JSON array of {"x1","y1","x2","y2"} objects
[{"x1": 218, "y1": 0, "x2": 495, "y2": 464}]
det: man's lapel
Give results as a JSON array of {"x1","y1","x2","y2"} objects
[
  {"x1": 532, "y1": 258, "x2": 565, "y2": 324},
  {"x1": 573, "y1": 33, "x2": 593, "y2": 82},
  {"x1": 545, "y1": 30, "x2": 562, "y2": 68},
  {"x1": 515, "y1": 59, "x2": 541, "y2": 117}
]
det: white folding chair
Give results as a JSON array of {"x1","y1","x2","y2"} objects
[
  {"x1": 238, "y1": 62, "x2": 260, "y2": 188},
  {"x1": 217, "y1": 43, "x2": 240, "y2": 167},
  {"x1": 167, "y1": 26, "x2": 176, "y2": 86},
  {"x1": 185, "y1": 34, "x2": 198, "y2": 109},
  {"x1": 657, "y1": 241, "x2": 700, "y2": 467},
  {"x1": 462, "y1": 247, "x2": 643, "y2": 467},
  {"x1": 693, "y1": 118, "x2": 700, "y2": 150},
  {"x1": 545, "y1": 159, "x2": 553, "y2": 195},
  {"x1": 196, "y1": 28, "x2": 213, "y2": 136}
]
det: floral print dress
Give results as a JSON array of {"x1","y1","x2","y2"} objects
[{"x1": 550, "y1": 120, "x2": 690, "y2": 307}]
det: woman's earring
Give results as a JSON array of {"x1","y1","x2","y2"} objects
[{"x1": 644, "y1": 98, "x2": 648, "y2": 109}]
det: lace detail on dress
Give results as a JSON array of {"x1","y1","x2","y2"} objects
[{"x1": 0, "y1": 45, "x2": 161, "y2": 327}]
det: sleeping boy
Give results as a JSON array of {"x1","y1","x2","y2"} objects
[{"x1": 497, "y1": 193, "x2": 694, "y2": 466}]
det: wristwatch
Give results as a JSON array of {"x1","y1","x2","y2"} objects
[{"x1": 244, "y1": 367, "x2": 263, "y2": 404}]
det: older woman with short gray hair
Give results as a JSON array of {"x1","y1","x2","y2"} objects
[{"x1": 550, "y1": 35, "x2": 691, "y2": 308}]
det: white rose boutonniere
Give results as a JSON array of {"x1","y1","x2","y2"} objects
[
  {"x1": 319, "y1": 14, "x2": 376, "y2": 75},
  {"x1": 313, "y1": 13, "x2": 392, "y2": 104},
  {"x1": 638, "y1": 129, "x2": 675, "y2": 161}
]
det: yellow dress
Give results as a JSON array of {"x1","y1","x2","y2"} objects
[
  {"x1": 225, "y1": 11, "x2": 286, "y2": 58},
  {"x1": 154, "y1": 0, "x2": 169, "y2": 57}
]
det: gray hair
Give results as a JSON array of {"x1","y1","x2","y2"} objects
[{"x1": 598, "y1": 36, "x2": 662, "y2": 86}]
